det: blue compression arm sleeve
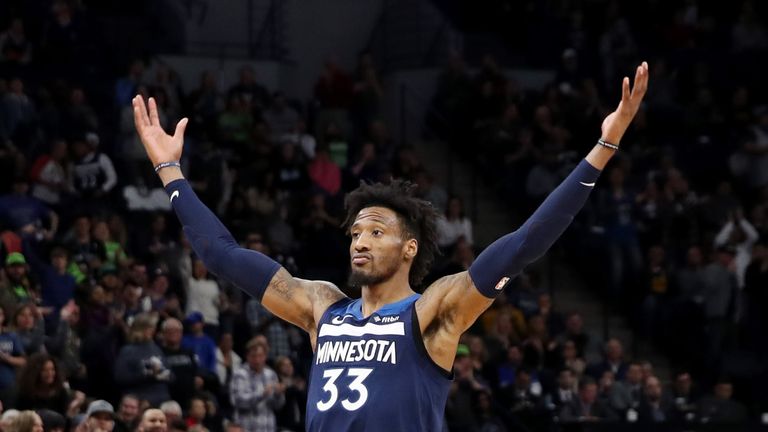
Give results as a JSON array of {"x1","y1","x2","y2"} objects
[
  {"x1": 165, "y1": 179, "x2": 280, "y2": 301},
  {"x1": 469, "y1": 159, "x2": 601, "y2": 297}
]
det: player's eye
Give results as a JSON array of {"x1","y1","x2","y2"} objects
[
  {"x1": 372, "y1": 229, "x2": 382, "y2": 236},
  {"x1": 351, "y1": 232, "x2": 360, "y2": 238}
]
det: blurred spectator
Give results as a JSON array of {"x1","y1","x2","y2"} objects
[
  {"x1": 587, "y1": 338, "x2": 628, "y2": 382},
  {"x1": 190, "y1": 71, "x2": 224, "y2": 134},
  {"x1": 228, "y1": 66, "x2": 270, "y2": 115},
  {"x1": 347, "y1": 141, "x2": 380, "y2": 187},
  {"x1": 63, "y1": 215, "x2": 104, "y2": 279},
  {"x1": 11, "y1": 303, "x2": 45, "y2": 355},
  {"x1": 279, "y1": 120, "x2": 316, "y2": 161},
  {"x1": 0, "y1": 179, "x2": 58, "y2": 240},
  {"x1": 230, "y1": 340, "x2": 284, "y2": 432},
  {"x1": 436, "y1": 196, "x2": 473, "y2": 248},
  {"x1": 7, "y1": 410, "x2": 44, "y2": 432},
  {"x1": 29, "y1": 139, "x2": 69, "y2": 207},
  {"x1": 0, "y1": 78, "x2": 37, "y2": 146},
  {"x1": 667, "y1": 371, "x2": 699, "y2": 423},
  {"x1": 217, "y1": 95, "x2": 254, "y2": 150},
  {"x1": 697, "y1": 379, "x2": 748, "y2": 424},
  {"x1": 447, "y1": 344, "x2": 488, "y2": 431},
  {"x1": 16, "y1": 353, "x2": 85, "y2": 416},
  {"x1": 637, "y1": 375, "x2": 673, "y2": 423},
  {"x1": 137, "y1": 408, "x2": 168, "y2": 432},
  {"x1": 23, "y1": 239, "x2": 76, "y2": 317},
  {"x1": 92, "y1": 220, "x2": 128, "y2": 268},
  {"x1": 313, "y1": 60, "x2": 353, "y2": 110},
  {"x1": 545, "y1": 369, "x2": 576, "y2": 412},
  {"x1": 69, "y1": 134, "x2": 118, "y2": 201},
  {"x1": 503, "y1": 368, "x2": 544, "y2": 430},
  {"x1": 181, "y1": 312, "x2": 216, "y2": 374},
  {"x1": 557, "y1": 313, "x2": 594, "y2": 361},
  {"x1": 245, "y1": 299, "x2": 290, "y2": 362},
  {"x1": 0, "y1": 252, "x2": 37, "y2": 313},
  {"x1": 307, "y1": 146, "x2": 341, "y2": 197},
  {"x1": 608, "y1": 362, "x2": 644, "y2": 417},
  {"x1": 81, "y1": 400, "x2": 116, "y2": 432},
  {"x1": 159, "y1": 400, "x2": 182, "y2": 426},
  {"x1": 0, "y1": 305, "x2": 26, "y2": 406},
  {"x1": 701, "y1": 246, "x2": 739, "y2": 367},
  {"x1": 214, "y1": 333, "x2": 241, "y2": 389},
  {"x1": 0, "y1": 18, "x2": 32, "y2": 66},
  {"x1": 113, "y1": 395, "x2": 140, "y2": 432},
  {"x1": 559, "y1": 377, "x2": 617, "y2": 422},
  {"x1": 62, "y1": 87, "x2": 98, "y2": 142},
  {"x1": 159, "y1": 318, "x2": 196, "y2": 411},
  {"x1": 713, "y1": 209, "x2": 759, "y2": 288},
  {"x1": 115, "y1": 60, "x2": 145, "y2": 109},
  {"x1": 114, "y1": 314, "x2": 171, "y2": 407},
  {"x1": 36, "y1": 409, "x2": 65, "y2": 432},
  {"x1": 274, "y1": 356, "x2": 306, "y2": 432},
  {"x1": 185, "y1": 259, "x2": 220, "y2": 338},
  {"x1": 351, "y1": 53, "x2": 382, "y2": 137},
  {"x1": 44, "y1": 300, "x2": 84, "y2": 381},
  {"x1": 263, "y1": 92, "x2": 299, "y2": 138}
]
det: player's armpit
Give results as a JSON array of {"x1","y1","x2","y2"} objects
[
  {"x1": 417, "y1": 272, "x2": 493, "y2": 334},
  {"x1": 416, "y1": 271, "x2": 494, "y2": 369}
]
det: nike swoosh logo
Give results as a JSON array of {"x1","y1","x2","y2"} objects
[
  {"x1": 579, "y1": 182, "x2": 596, "y2": 187},
  {"x1": 331, "y1": 315, "x2": 355, "y2": 325},
  {"x1": 170, "y1": 190, "x2": 180, "y2": 202}
]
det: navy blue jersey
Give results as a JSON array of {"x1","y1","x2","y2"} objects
[{"x1": 306, "y1": 294, "x2": 451, "y2": 431}]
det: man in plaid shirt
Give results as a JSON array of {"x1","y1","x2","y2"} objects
[{"x1": 230, "y1": 339, "x2": 285, "y2": 432}]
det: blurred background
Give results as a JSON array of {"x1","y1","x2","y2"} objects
[{"x1": 0, "y1": 0, "x2": 767, "y2": 431}]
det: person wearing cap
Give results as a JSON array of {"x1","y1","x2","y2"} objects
[
  {"x1": 82, "y1": 400, "x2": 115, "y2": 432},
  {"x1": 181, "y1": 312, "x2": 216, "y2": 373},
  {"x1": 36, "y1": 408, "x2": 66, "y2": 432},
  {"x1": 0, "y1": 251, "x2": 37, "y2": 313}
]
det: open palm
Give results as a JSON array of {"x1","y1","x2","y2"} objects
[
  {"x1": 132, "y1": 95, "x2": 188, "y2": 166},
  {"x1": 601, "y1": 61, "x2": 649, "y2": 145}
]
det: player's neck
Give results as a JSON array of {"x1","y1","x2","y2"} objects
[{"x1": 360, "y1": 272, "x2": 414, "y2": 317}]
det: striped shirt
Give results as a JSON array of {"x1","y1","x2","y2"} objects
[{"x1": 230, "y1": 365, "x2": 284, "y2": 432}]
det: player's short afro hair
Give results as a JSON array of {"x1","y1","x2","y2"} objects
[{"x1": 343, "y1": 179, "x2": 440, "y2": 288}]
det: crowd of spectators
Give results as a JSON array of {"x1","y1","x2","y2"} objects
[
  {"x1": 0, "y1": 0, "x2": 766, "y2": 431},
  {"x1": 428, "y1": 0, "x2": 768, "y2": 429}
]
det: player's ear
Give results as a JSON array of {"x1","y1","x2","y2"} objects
[{"x1": 404, "y1": 238, "x2": 418, "y2": 260}]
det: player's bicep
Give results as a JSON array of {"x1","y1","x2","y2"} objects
[
  {"x1": 261, "y1": 269, "x2": 347, "y2": 335},
  {"x1": 261, "y1": 268, "x2": 316, "y2": 333}
]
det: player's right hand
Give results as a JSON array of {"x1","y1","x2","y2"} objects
[{"x1": 132, "y1": 95, "x2": 188, "y2": 167}]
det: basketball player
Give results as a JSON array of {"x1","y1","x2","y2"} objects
[{"x1": 132, "y1": 62, "x2": 648, "y2": 431}]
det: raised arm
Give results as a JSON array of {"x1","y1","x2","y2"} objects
[
  {"x1": 417, "y1": 62, "x2": 649, "y2": 370},
  {"x1": 131, "y1": 96, "x2": 345, "y2": 340}
]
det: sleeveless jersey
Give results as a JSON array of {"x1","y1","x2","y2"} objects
[{"x1": 306, "y1": 294, "x2": 451, "y2": 431}]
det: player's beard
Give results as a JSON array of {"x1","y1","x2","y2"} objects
[{"x1": 348, "y1": 257, "x2": 400, "y2": 288}]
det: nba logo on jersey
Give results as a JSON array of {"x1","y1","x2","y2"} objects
[{"x1": 495, "y1": 277, "x2": 510, "y2": 290}]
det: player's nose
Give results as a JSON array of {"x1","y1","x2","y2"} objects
[{"x1": 353, "y1": 234, "x2": 371, "y2": 252}]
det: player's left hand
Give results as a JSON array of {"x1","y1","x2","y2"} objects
[
  {"x1": 601, "y1": 61, "x2": 649, "y2": 145},
  {"x1": 132, "y1": 95, "x2": 188, "y2": 167}
]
